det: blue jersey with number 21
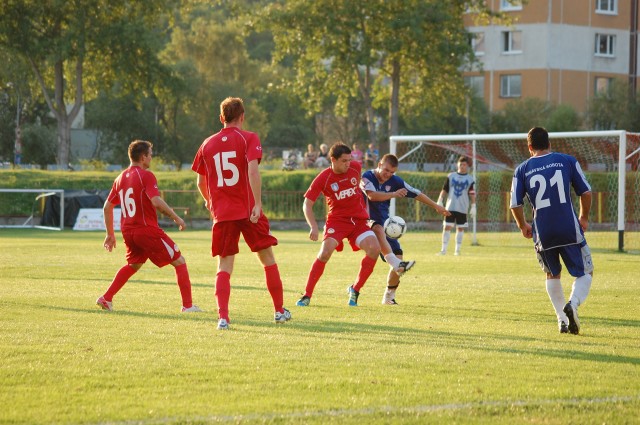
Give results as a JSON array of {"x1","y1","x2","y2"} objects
[{"x1": 510, "y1": 152, "x2": 591, "y2": 251}]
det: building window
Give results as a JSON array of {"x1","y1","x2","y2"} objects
[
  {"x1": 596, "y1": 0, "x2": 617, "y2": 14},
  {"x1": 500, "y1": 0, "x2": 523, "y2": 11},
  {"x1": 595, "y1": 34, "x2": 615, "y2": 57},
  {"x1": 595, "y1": 77, "x2": 614, "y2": 95},
  {"x1": 502, "y1": 31, "x2": 522, "y2": 54},
  {"x1": 468, "y1": 32, "x2": 485, "y2": 56},
  {"x1": 500, "y1": 75, "x2": 521, "y2": 98},
  {"x1": 465, "y1": 76, "x2": 485, "y2": 98}
]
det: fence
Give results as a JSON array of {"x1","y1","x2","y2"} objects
[{"x1": 160, "y1": 190, "x2": 327, "y2": 221}]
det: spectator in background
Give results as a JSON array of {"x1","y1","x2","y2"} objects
[
  {"x1": 365, "y1": 143, "x2": 379, "y2": 168},
  {"x1": 303, "y1": 144, "x2": 319, "y2": 169},
  {"x1": 315, "y1": 143, "x2": 330, "y2": 168},
  {"x1": 351, "y1": 143, "x2": 364, "y2": 166}
]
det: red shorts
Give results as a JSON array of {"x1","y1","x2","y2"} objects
[
  {"x1": 122, "y1": 226, "x2": 182, "y2": 267},
  {"x1": 323, "y1": 216, "x2": 375, "y2": 252},
  {"x1": 210, "y1": 213, "x2": 278, "y2": 257}
]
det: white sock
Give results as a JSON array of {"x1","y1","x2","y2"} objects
[
  {"x1": 455, "y1": 231, "x2": 464, "y2": 252},
  {"x1": 546, "y1": 278, "x2": 567, "y2": 321},
  {"x1": 570, "y1": 274, "x2": 593, "y2": 307},
  {"x1": 384, "y1": 253, "x2": 401, "y2": 270},
  {"x1": 442, "y1": 230, "x2": 451, "y2": 252}
]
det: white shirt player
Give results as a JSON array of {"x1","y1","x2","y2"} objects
[{"x1": 442, "y1": 172, "x2": 475, "y2": 214}]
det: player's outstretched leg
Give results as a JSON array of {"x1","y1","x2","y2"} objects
[
  {"x1": 396, "y1": 260, "x2": 415, "y2": 277},
  {"x1": 96, "y1": 296, "x2": 113, "y2": 311},
  {"x1": 97, "y1": 264, "x2": 138, "y2": 311},
  {"x1": 297, "y1": 258, "x2": 326, "y2": 307}
]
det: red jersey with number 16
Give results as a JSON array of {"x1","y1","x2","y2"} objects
[
  {"x1": 192, "y1": 127, "x2": 263, "y2": 223},
  {"x1": 305, "y1": 161, "x2": 368, "y2": 220},
  {"x1": 107, "y1": 166, "x2": 161, "y2": 231}
]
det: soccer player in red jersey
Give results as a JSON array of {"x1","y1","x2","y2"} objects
[
  {"x1": 96, "y1": 140, "x2": 201, "y2": 313},
  {"x1": 296, "y1": 142, "x2": 412, "y2": 307},
  {"x1": 192, "y1": 97, "x2": 291, "y2": 330}
]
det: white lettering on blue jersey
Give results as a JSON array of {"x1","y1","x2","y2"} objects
[{"x1": 510, "y1": 152, "x2": 591, "y2": 250}]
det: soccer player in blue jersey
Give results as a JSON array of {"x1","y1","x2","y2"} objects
[
  {"x1": 510, "y1": 127, "x2": 594, "y2": 335},
  {"x1": 436, "y1": 156, "x2": 476, "y2": 255},
  {"x1": 361, "y1": 154, "x2": 450, "y2": 304}
]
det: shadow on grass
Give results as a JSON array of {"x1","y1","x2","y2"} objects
[
  {"x1": 37, "y1": 303, "x2": 640, "y2": 366},
  {"x1": 234, "y1": 317, "x2": 640, "y2": 366}
]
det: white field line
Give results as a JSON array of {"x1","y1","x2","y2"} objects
[{"x1": 92, "y1": 394, "x2": 640, "y2": 425}]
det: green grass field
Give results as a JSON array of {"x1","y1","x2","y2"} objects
[{"x1": 1, "y1": 229, "x2": 639, "y2": 424}]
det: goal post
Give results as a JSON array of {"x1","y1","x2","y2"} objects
[
  {"x1": 0, "y1": 189, "x2": 65, "y2": 231},
  {"x1": 389, "y1": 130, "x2": 640, "y2": 253}
]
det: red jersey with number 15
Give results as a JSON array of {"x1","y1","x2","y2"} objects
[
  {"x1": 305, "y1": 161, "x2": 368, "y2": 220},
  {"x1": 191, "y1": 127, "x2": 262, "y2": 223},
  {"x1": 107, "y1": 166, "x2": 161, "y2": 230}
]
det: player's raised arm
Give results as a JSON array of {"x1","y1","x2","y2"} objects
[{"x1": 416, "y1": 193, "x2": 450, "y2": 216}]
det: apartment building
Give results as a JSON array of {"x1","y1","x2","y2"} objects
[{"x1": 464, "y1": 0, "x2": 639, "y2": 113}]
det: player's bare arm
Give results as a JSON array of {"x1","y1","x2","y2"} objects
[
  {"x1": 436, "y1": 189, "x2": 447, "y2": 207},
  {"x1": 303, "y1": 197, "x2": 319, "y2": 241},
  {"x1": 247, "y1": 159, "x2": 262, "y2": 223},
  {"x1": 102, "y1": 200, "x2": 117, "y2": 251},
  {"x1": 510, "y1": 205, "x2": 532, "y2": 239},
  {"x1": 416, "y1": 193, "x2": 450, "y2": 216},
  {"x1": 579, "y1": 191, "x2": 592, "y2": 231},
  {"x1": 151, "y1": 196, "x2": 186, "y2": 231},
  {"x1": 196, "y1": 174, "x2": 209, "y2": 210},
  {"x1": 365, "y1": 188, "x2": 407, "y2": 202}
]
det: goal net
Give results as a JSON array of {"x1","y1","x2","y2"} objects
[
  {"x1": 0, "y1": 189, "x2": 65, "y2": 231},
  {"x1": 390, "y1": 131, "x2": 640, "y2": 253}
]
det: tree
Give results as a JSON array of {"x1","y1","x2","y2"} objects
[
  {"x1": 586, "y1": 80, "x2": 639, "y2": 131},
  {"x1": 260, "y1": 0, "x2": 502, "y2": 149},
  {"x1": 0, "y1": 0, "x2": 173, "y2": 166}
]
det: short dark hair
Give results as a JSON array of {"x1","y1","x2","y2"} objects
[
  {"x1": 220, "y1": 97, "x2": 245, "y2": 123},
  {"x1": 128, "y1": 140, "x2": 152, "y2": 162},
  {"x1": 527, "y1": 127, "x2": 550, "y2": 150},
  {"x1": 458, "y1": 156, "x2": 469, "y2": 164},
  {"x1": 380, "y1": 154, "x2": 399, "y2": 167},
  {"x1": 329, "y1": 141, "x2": 351, "y2": 159}
]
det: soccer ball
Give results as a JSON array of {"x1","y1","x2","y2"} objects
[{"x1": 384, "y1": 216, "x2": 407, "y2": 239}]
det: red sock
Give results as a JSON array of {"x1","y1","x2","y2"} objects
[
  {"x1": 174, "y1": 263, "x2": 193, "y2": 308},
  {"x1": 264, "y1": 264, "x2": 284, "y2": 313},
  {"x1": 353, "y1": 255, "x2": 377, "y2": 292},
  {"x1": 215, "y1": 271, "x2": 231, "y2": 321},
  {"x1": 104, "y1": 265, "x2": 137, "y2": 301},
  {"x1": 304, "y1": 258, "x2": 326, "y2": 298}
]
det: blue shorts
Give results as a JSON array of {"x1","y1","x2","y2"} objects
[{"x1": 536, "y1": 240, "x2": 594, "y2": 277}]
